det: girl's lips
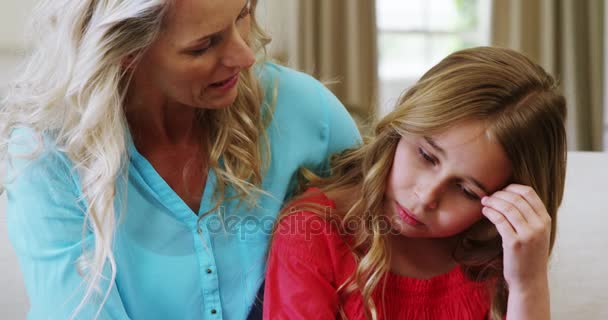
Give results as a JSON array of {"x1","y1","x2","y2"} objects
[{"x1": 395, "y1": 202, "x2": 423, "y2": 227}]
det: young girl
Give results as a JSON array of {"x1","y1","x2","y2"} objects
[{"x1": 263, "y1": 47, "x2": 567, "y2": 320}]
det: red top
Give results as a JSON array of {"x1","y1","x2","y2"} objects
[{"x1": 263, "y1": 189, "x2": 492, "y2": 319}]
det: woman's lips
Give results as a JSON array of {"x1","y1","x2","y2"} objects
[
  {"x1": 395, "y1": 202, "x2": 423, "y2": 227},
  {"x1": 209, "y1": 73, "x2": 239, "y2": 91}
]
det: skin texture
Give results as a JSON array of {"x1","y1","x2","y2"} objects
[
  {"x1": 482, "y1": 184, "x2": 552, "y2": 320},
  {"x1": 125, "y1": 0, "x2": 255, "y2": 212},
  {"x1": 384, "y1": 120, "x2": 512, "y2": 278},
  {"x1": 383, "y1": 120, "x2": 552, "y2": 319}
]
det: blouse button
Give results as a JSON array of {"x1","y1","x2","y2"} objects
[
  {"x1": 206, "y1": 268, "x2": 212, "y2": 274},
  {"x1": 211, "y1": 309, "x2": 217, "y2": 315}
]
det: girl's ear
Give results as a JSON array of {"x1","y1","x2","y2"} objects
[
  {"x1": 465, "y1": 218, "x2": 499, "y2": 242},
  {"x1": 453, "y1": 218, "x2": 501, "y2": 262}
]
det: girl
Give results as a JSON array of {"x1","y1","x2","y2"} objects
[
  {"x1": 263, "y1": 46, "x2": 567, "y2": 320},
  {"x1": 1, "y1": 0, "x2": 360, "y2": 319}
]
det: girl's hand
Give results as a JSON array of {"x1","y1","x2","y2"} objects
[{"x1": 481, "y1": 184, "x2": 551, "y2": 293}]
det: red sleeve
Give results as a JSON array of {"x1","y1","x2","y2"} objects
[{"x1": 263, "y1": 212, "x2": 339, "y2": 319}]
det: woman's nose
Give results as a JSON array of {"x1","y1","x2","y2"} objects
[{"x1": 221, "y1": 26, "x2": 255, "y2": 68}]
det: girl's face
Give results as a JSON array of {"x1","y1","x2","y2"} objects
[
  {"x1": 384, "y1": 120, "x2": 512, "y2": 239},
  {"x1": 131, "y1": 0, "x2": 256, "y2": 109}
]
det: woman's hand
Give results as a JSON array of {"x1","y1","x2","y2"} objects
[{"x1": 481, "y1": 184, "x2": 551, "y2": 320}]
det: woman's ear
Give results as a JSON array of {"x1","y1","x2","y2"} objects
[{"x1": 121, "y1": 54, "x2": 136, "y2": 70}]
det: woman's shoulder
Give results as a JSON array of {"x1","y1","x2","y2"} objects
[
  {"x1": 257, "y1": 62, "x2": 361, "y2": 151},
  {"x1": 5, "y1": 127, "x2": 79, "y2": 191},
  {"x1": 257, "y1": 61, "x2": 324, "y2": 92},
  {"x1": 257, "y1": 61, "x2": 347, "y2": 114},
  {"x1": 8, "y1": 127, "x2": 66, "y2": 164}
]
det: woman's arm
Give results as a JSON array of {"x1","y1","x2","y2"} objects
[{"x1": 5, "y1": 131, "x2": 131, "y2": 320}]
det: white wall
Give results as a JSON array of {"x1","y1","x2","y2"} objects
[
  {"x1": 0, "y1": 0, "x2": 36, "y2": 49},
  {"x1": 0, "y1": 192, "x2": 29, "y2": 319},
  {"x1": 255, "y1": 0, "x2": 298, "y2": 64},
  {"x1": 0, "y1": 0, "x2": 37, "y2": 91},
  {"x1": 604, "y1": 0, "x2": 608, "y2": 149},
  {"x1": 0, "y1": 3, "x2": 36, "y2": 317}
]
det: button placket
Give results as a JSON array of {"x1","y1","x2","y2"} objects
[{"x1": 195, "y1": 214, "x2": 222, "y2": 319}]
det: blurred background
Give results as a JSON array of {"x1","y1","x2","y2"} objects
[
  {"x1": 1, "y1": 0, "x2": 606, "y2": 151},
  {"x1": 0, "y1": 2, "x2": 606, "y2": 319}
]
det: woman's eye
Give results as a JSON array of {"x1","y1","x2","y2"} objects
[
  {"x1": 237, "y1": 3, "x2": 251, "y2": 20},
  {"x1": 190, "y1": 47, "x2": 209, "y2": 56},
  {"x1": 189, "y1": 37, "x2": 221, "y2": 56},
  {"x1": 418, "y1": 147, "x2": 436, "y2": 165}
]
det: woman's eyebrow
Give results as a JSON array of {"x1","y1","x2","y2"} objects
[{"x1": 184, "y1": 0, "x2": 250, "y2": 47}]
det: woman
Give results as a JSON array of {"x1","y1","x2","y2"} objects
[{"x1": 1, "y1": 0, "x2": 360, "y2": 319}]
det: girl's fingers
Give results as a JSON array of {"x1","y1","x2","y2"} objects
[
  {"x1": 490, "y1": 190, "x2": 543, "y2": 227},
  {"x1": 482, "y1": 206, "x2": 516, "y2": 240},
  {"x1": 481, "y1": 195, "x2": 529, "y2": 234},
  {"x1": 503, "y1": 184, "x2": 549, "y2": 220}
]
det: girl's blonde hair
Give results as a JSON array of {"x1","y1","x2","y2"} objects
[
  {"x1": 0, "y1": 0, "x2": 271, "y2": 318},
  {"x1": 279, "y1": 46, "x2": 567, "y2": 320}
]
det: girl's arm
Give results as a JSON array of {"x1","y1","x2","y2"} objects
[
  {"x1": 263, "y1": 213, "x2": 340, "y2": 319},
  {"x1": 481, "y1": 184, "x2": 552, "y2": 320}
]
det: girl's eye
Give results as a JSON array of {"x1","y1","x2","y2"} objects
[
  {"x1": 458, "y1": 184, "x2": 480, "y2": 200},
  {"x1": 418, "y1": 147, "x2": 436, "y2": 165}
]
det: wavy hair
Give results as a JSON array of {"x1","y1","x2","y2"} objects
[
  {"x1": 0, "y1": 0, "x2": 272, "y2": 318},
  {"x1": 278, "y1": 46, "x2": 567, "y2": 320}
]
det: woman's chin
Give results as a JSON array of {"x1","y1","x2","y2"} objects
[{"x1": 196, "y1": 88, "x2": 238, "y2": 109}]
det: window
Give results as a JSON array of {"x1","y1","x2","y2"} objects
[{"x1": 376, "y1": 0, "x2": 492, "y2": 115}]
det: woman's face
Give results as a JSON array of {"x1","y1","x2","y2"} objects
[
  {"x1": 131, "y1": 0, "x2": 256, "y2": 109},
  {"x1": 384, "y1": 120, "x2": 512, "y2": 239}
]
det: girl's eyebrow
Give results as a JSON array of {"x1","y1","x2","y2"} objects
[
  {"x1": 424, "y1": 136, "x2": 445, "y2": 156},
  {"x1": 466, "y1": 177, "x2": 489, "y2": 194},
  {"x1": 424, "y1": 136, "x2": 489, "y2": 193}
]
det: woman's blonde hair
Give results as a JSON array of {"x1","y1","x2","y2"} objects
[
  {"x1": 0, "y1": 0, "x2": 271, "y2": 318},
  {"x1": 279, "y1": 46, "x2": 567, "y2": 320}
]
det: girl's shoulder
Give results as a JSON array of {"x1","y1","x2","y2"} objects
[
  {"x1": 275, "y1": 188, "x2": 339, "y2": 237},
  {"x1": 272, "y1": 188, "x2": 350, "y2": 260}
]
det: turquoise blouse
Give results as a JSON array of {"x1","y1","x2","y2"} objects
[{"x1": 5, "y1": 62, "x2": 361, "y2": 319}]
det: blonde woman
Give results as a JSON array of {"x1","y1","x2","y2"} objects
[
  {"x1": 1, "y1": 0, "x2": 360, "y2": 319},
  {"x1": 264, "y1": 47, "x2": 567, "y2": 320}
]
